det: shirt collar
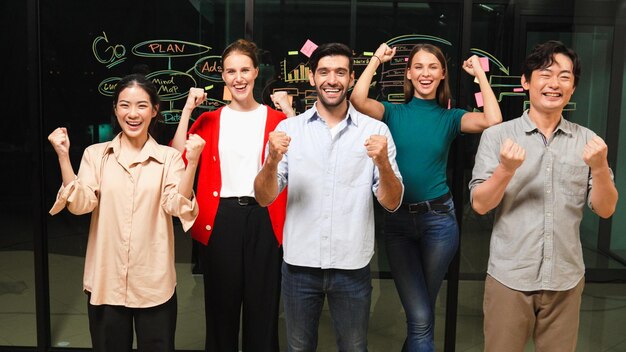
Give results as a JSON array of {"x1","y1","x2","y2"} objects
[
  {"x1": 306, "y1": 101, "x2": 360, "y2": 127},
  {"x1": 106, "y1": 133, "x2": 165, "y2": 164},
  {"x1": 521, "y1": 109, "x2": 573, "y2": 136}
]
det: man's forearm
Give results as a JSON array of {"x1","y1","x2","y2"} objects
[
  {"x1": 376, "y1": 163, "x2": 403, "y2": 211},
  {"x1": 471, "y1": 164, "x2": 515, "y2": 214},
  {"x1": 254, "y1": 159, "x2": 280, "y2": 207}
]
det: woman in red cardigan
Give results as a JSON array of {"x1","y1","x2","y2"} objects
[{"x1": 172, "y1": 39, "x2": 294, "y2": 352}]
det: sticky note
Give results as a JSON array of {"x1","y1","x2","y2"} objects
[
  {"x1": 479, "y1": 57, "x2": 490, "y2": 72},
  {"x1": 223, "y1": 86, "x2": 232, "y2": 101},
  {"x1": 513, "y1": 87, "x2": 524, "y2": 92},
  {"x1": 300, "y1": 40, "x2": 318, "y2": 58},
  {"x1": 474, "y1": 92, "x2": 484, "y2": 107}
]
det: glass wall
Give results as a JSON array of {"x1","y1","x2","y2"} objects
[
  {"x1": 611, "y1": 40, "x2": 626, "y2": 263},
  {"x1": 1, "y1": 0, "x2": 624, "y2": 350},
  {"x1": 0, "y1": 0, "x2": 37, "y2": 347}
]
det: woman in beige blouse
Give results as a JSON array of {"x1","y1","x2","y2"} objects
[{"x1": 48, "y1": 73, "x2": 205, "y2": 352}]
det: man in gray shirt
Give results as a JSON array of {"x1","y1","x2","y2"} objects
[
  {"x1": 255, "y1": 43, "x2": 404, "y2": 352},
  {"x1": 469, "y1": 40, "x2": 618, "y2": 351}
]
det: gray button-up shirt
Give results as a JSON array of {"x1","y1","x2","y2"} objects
[
  {"x1": 469, "y1": 110, "x2": 612, "y2": 291},
  {"x1": 273, "y1": 102, "x2": 403, "y2": 270}
]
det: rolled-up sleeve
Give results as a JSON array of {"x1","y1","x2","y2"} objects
[
  {"x1": 49, "y1": 148, "x2": 99, "y2": 216},
  {"x1": 468, "y1": 128, "x2": 500, "y2": 204},
  {"x1": 161, "y1": 152, "x2": 199, "y2": 232}
]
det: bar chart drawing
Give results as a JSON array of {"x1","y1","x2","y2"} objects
[{"x1": 281, "y1": 60, "x2": 309, "y2": 83}]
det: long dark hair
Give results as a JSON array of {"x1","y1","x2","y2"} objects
[{"x1": 403, "y1": 44, "x2": 451, "y2": 108}]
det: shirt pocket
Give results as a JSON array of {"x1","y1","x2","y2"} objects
[
  {"x1": 558, "y1": 160, "x2": 589, "y2": 201},
  {"x1": 338, "y1": 148, "x2": 372, "y2": 187}
]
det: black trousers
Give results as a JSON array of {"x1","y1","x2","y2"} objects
[
  {"x1": 199, "y1": 198, "x2": 282, "y2": 352},
  {"x1": 87, "y1": 291, "x2": 177, "y2": 352}
]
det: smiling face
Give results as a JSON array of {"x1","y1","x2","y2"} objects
[
  {"x1": 406, "y1": 50, "x2": 445, "y2": 100},
  {"x1": 309, "y1": 54, "x2": 354, "y2": 109},
  {"x1": 222, "y1": 52, "x2": 259, "y2": 106},
  {"x1": 114, "y1": 85, "x2": 158, "y2": 142},
  {"x1": 522, "y1": 53, "x2": 576, "y2": 116}
]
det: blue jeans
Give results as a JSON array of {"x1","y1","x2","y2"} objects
[
  {"x1": 281, "y1": 262, "x2": 372, "y2": 352},
  {"x1": 384, "y1": 196, "x2": 459, "y2": 352}
]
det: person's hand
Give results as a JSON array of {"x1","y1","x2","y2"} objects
[
  {"x1": 462, "y1": 55, "x2": 484, "y2": 77},
  {"x1": 267, "y1": 131, "x2": 290, "y2": 163},
  {"x1": 365, "y1": 135, "x2": 389, "y2": 167},
  {"x1": 499, "y1": 138, "x2": 525, "y2": 172},
  {"x1": 184, "y1": 134, "x2": 206, "y2": 165},
  {"x1": 373, "y1": 43, "x2": 396, "y2": 64},
  {"x1": 270, "y1": 91, "x2": 295, "y2": 116},
  {"x1": 183, "y1": 88, "x2": 207, "y2": 112},
  {"x1": 583, "y1": 135, "x2": 609, "y2": 170},
  {"x1": 48, "y1": 127, "x2": 70, "y2": 157}
]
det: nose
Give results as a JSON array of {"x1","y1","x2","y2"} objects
[
  {"x1": 128, "y1": 106, "x2": 140, "y2": 117},
  {"x1": 327, "y1": 72, "x2": 338, "y2": 84}
]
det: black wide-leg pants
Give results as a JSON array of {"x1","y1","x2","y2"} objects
[{"x1": 199, "y1": 198, "x2": 282, "y2": 352}]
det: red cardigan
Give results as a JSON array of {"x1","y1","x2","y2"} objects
[{"x1": 186, "y1": 106, "x2": 287, "y2": 245}]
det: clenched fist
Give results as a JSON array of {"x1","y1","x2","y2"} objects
[
  {"x1": 185, "y1": 134, "x2": 206, "y2": 165},
  {"x1": 583, "y1": 135, "x2": 609, "y2": 170},
  {"x1": 183, "y1": 87, "x2": 207, "y2": 112},
  {"x1": 268, "y1": 131, "x2": 291, "y2": 163},
  {"x1": 462, "y1": 55, "x2": 485, "y2": 77},
  {"x1": 364, "y1": 135, "x2": 389, "y2": 167},
  {"x1": 373, "y1": 43, "x2": 396, "y2": 64},
  {"x1": 499, "y1": 138, "x2": 525, "y2": 172},
  {"x1": 48, "y1": 127, "x2": 70, "y2": 157}
]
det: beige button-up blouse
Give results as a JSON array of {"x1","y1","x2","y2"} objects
[{"x1": 50, "y1": 134, "x2": 198, "y2": 307}]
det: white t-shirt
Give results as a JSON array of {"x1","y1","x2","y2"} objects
[{"x1": 218, "y1": 104, "x2": 267, "y2": 197}]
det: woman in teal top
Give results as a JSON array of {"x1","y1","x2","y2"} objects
[{"x1": 351, "y1": 43, "x2": 502, "y2": 352}]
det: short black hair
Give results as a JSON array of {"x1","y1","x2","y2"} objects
[
  {"x1": 309, "y1": 43, "x2": 353, "y2": 74},
  {"x1": 522, "y1": 40, "x2": 581, "y2": 87}
]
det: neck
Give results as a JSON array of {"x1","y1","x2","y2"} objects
[
  {"x1": 228, "y1": 97, "x2": 260, "y2": 112},
  {"x1": 121, "y1": 133, "x2": 148, "y2": 152},
  {"x1": 527, "y1": 108, "x2": 562, "y2": 139},
  {"x1": 316, "y1": 100, "x2": 349, "y2": 128}
]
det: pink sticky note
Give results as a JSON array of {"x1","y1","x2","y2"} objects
[
  {"x1": 404, "y1": 57, "x2": 409, "y2": 62},
  {"x1": 479, "y1": 57, "x2": 490, "y2": 72},
  {"x1": 223, "y1": 86, "x2": 232, "y2": 101},
  {"x1": 513, "y1": 87, "x2": 524, "y2": 92},
  {"x1": 474, "y1": 92, "x2": 484, "y2": 107},
  {"x1": 300, "y1": 40, "x2": 318, "y2": 58}
]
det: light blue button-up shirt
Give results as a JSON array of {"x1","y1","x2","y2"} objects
[{"x1": 272, "y1": 103, "x2": 403, "y2": 270}]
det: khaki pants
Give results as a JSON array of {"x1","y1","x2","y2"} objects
[{"x1": 483, "y1": 275, "x2": 584, "y2": 352}]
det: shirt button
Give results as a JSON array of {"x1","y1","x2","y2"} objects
[
  {"x1": 546, "y1": 189, "x2": 551, "y2": 194},
  {"x1": 206, "y1": 225, "x2": 212, "y2": 231},
  {"x1": 547, "y1": 167, "x2": 551, "y2": 172},
  {"x1": 547, "y1": 212, "x2": 552, "y2": 217},
  {"x1": 213, "y1": 191, "x2": 218, "y2": 197},
  {"x1": 213, "y1": 156, "x2": 216, "y2": 161}
]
